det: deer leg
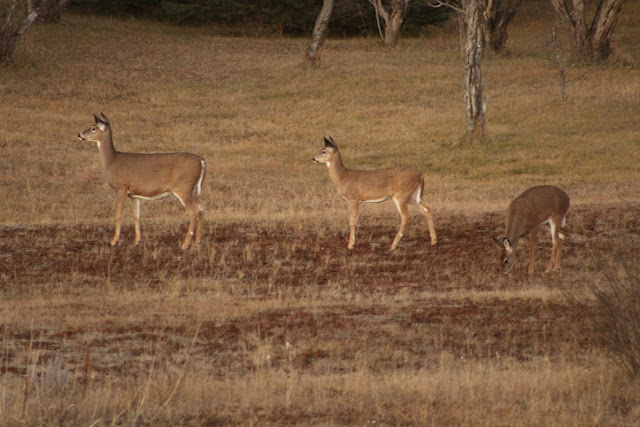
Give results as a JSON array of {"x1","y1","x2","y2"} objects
[
  {"x1": 132, "y1": 198, "x2": 142, "y2": 245},
  {"x1": 194, "y1": 196, "x2": 204, "y2": 246},
  {"x1": 527, "y1": 227, "x2": 538, "y2": 275},
  {"x1": 545, "y1": 221, "x2": 557, "y2": 272},
  {"x1": 419, "y1": 202, "x2": 437, "y2": 245},
  {"x1": 347, "y1": 200, "x2": 360, "y2": 249},
  {"x1": 111, "y1": 189, "x2": 127, "y2": 246},
  {"x1": 182, "y1": 207, "x2": 196, "y2": 249},
  {"x1": 554, "y1": 231, "x2": 565, "y2": 271},
  {"x1": 391, "y1": 199, "x2": 410, "y2": 251},
  {"x1": 183, "y1": 198, "x2": 197, "y2": 250},
  {"x1": 548, "y1": 220, "x2": 565, "y2": 272},
  {"x1": 172, "y1": 191, "x2": 196, "y2": 249}
]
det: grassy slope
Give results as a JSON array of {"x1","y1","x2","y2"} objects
[{"x1": 0, "y1": 1, "x2": 638, "y2": 226}]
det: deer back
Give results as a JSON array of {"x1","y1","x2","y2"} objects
[
  {"x1": 106, "y1": 152, "x2": 205, "y2": 197},
  {"x1": 333, "y1": 167, "x2": 422, "y2": 202}
]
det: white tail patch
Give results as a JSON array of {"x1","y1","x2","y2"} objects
[
  {"x1": 195, "y1": 159, "x2": 206, "y2": 195},
  {"x1": 413, "y1": 185, "x2": 423, "y2": 205}
]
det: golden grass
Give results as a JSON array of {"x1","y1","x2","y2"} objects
[
  {"x1": 3, "y1": 353, "x2": 634, "y2": 425},
  {"x1": 1, "y1": 2, "x2": 639, "y2": 225},
  {"x1": 1, "y1": 0, "x2": 640, "y2": 424},
  {"x1": 0, "y1": 286, "x2": 637, "y2": 425}
]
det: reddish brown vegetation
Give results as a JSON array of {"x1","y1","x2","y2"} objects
[{"x1": 2, "y1": 204, "x2": 638, "y2": 384}]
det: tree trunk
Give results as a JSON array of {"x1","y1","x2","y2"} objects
[
  {"x1": 306, "y1": 0, "x2": 334, "y2": 64},
  {"x1": 550, "y1": 0, "x2": 625, "y2": 61},
  {"x1": 589, "y1": 0, "x2": 625, "y2": 60},
  {"x1": 369, "y1": 0, "x2": 410, "y2": 46},
  {"x1": 483, "y1": 0, "x2": 522, "y2": 51},
  {"x1": 0, "y1": 0, "x2": 49, "y2": 66},
  {"x1": 384, "y1": 0, "x2": 409, "y2": 45},
  {"x1": 462, "y1": 0, "x2": 485, "y2": 136}
]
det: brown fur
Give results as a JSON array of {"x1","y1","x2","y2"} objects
[
  {"x1": 493, "y1": 185, "x2": 570, "y2": 274},
  {"x1": 313, "y1": 137, "x2": 436, "y2": 250},
  {"x1": 78, "y1": 113, "x2": 206, "y2": 249}
]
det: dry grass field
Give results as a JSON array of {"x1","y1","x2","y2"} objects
[{"x1": 1, "y1": 0, "x2": 640, "y2": 424}]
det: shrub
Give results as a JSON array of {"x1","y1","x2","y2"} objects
[
  {"x1": 71, "y1": 0, "x2": 449, "y2": 36},
  {"x1": 591, "y1": 263, "x2": 640, "y2": 379}
]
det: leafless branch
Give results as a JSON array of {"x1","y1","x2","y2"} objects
[{"x1": 427, "y1": 0, "x2": 464, "y2": 14}]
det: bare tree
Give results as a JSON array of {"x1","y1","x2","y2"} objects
[
  {"x1": 0, "y1": 0, "x2": 51, "y2": 66},
  {"x1": 306, "y1": 0, "x2": 334, "y2": 64},
  {"x1": 369, "y1": 0, "x2": 411, "y2": 46},
  {"x1": 550, "y1": 0, "x2": 625, "y2": 61},
  {"x1": 462, "y1": 0, "x2": 486, "y2": 136},
  {"x1": 483, "y1": 0, "x2": 523, "y2": 51},
  {"x1": 548, "y1": 26, "x2": 590, "y2": 101},
  {"x1": 431, "y1": 0, "x2": 486, "y2": 137}
]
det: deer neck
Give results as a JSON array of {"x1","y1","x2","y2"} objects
[
  {"x1": 327, "y1": 153, "x2": 348, "y2": 185},
  {"x1": 98, "y1": 130, "x2": 118, "y2": 169},
  {"x1": 505, "y1": 214, "x2": 527, "y2": 250}
]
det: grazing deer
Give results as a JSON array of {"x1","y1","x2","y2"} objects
[
  {"x1": 77, "y1": 113, "x2": 206, "y2": 249},
  {"x1": 492, "y1": 185, "x2": 570, "y2": 274},
  {"x1": 313, "y1": 136, "x2": 437, "y2": 250}
]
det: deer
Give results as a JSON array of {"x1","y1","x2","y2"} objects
[
  {"x1": 492, "y1": 185, "x2": 570, "y2": 274},
  {"x1": 77, "y1": 113, "x2": 206, "y2": 249},
  {"x1": 313, "y1": 136, "x2": 437, "y2": 250}
]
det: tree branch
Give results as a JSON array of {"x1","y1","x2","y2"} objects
[{"x1": 428, "y1": 0, "x2": 464, "y2": 14}]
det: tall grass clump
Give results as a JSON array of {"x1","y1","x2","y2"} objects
[{"x1": 591, "y1": 263, "x2": 640, "y2": 379}]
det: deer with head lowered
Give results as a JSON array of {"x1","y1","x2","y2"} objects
[
  {"x1": 492, "y1": 185, "x2": 570, "y2": 274},
  {"x1": 313, "y1": 136, "x2": 437, "y2": 250},
  {"x1": 77, "y1": 113, "x2": 206, "y2": 249}
]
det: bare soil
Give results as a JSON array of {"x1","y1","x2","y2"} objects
[{"x1": 2, "y1": 204, "x2": 638, "y2": 386}]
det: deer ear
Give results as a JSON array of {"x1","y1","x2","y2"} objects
[
  {"x1": 100, "y1": 113, "x2": 110, "y2": 125},
  {"x1": 93, "y1": 113, "x2": 101, "y2": 124},
  {"x1": 491, "y1": 236, "x2": 503, "y2": 248},
  {"x1": 503, "y1": 238, "x2": 514, "y2": 254},
  {"x1": 324, "y1": 136, "x2": 337, "y2": 149}
]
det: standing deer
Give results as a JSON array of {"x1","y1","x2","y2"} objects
[
  {"x1": 492, "y1": 185, "x2": 570, "y2": 274},
  {"x1": 313, "y1": 136, "x2": 437, "y2": 250},
  {"x1": 77, "y1": 113, "x2": 206, "y2": 249}
]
